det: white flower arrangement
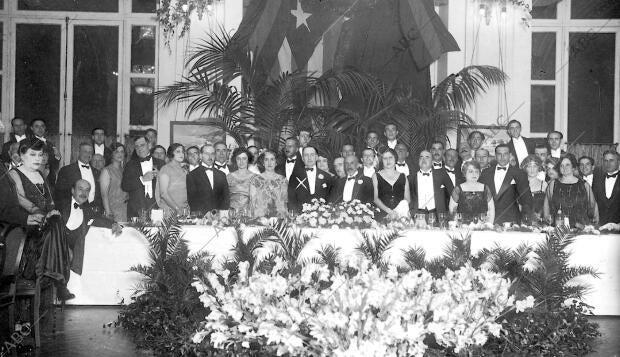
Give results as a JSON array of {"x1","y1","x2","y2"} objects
[
  {"x1": 191, "y1": 260, "x2": 533, "y2": 355},
  {"x1": 296, "y1": 199, "x2": 377, "y2": 229}
]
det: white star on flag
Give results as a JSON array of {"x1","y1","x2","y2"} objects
[{"x1": 290, "y1": 0, "x2": 311, "y2": 31}]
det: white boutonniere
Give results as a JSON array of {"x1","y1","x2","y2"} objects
[
  {"x1": 322, "y1": 183, "x2": 327, "y2": 188},
  {"x1": 440, "y1": 184, "x2": 445, "y2": 189},
  {"x1": 318, "y1": 174, "x2": 324, "y2": 180},
  {"x1": 357, "y1": 179, "x2": 363, "y2": 184},
  {"x1": 510, "y1": 179, "x2": 516, "y2": 185},
  {"x1": 87, "y1": 219, "x2": 94, "y2": 226}
]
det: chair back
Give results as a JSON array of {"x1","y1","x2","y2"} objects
[{"x1": 0, "y1": 224, "x2": 27, "y2": 280}]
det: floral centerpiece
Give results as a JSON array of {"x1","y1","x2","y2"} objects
[{"x1": 295, "y1": 199, "x2": 377, "y2": 229}]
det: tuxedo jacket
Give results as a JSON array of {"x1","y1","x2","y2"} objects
[
  {"x1": 395, "y1": 158, "x2": 417, "y2": 175},
  {"x1": 0, "y1": 165, "x2": 29, "y2": 226},
  {"x1": 60, "y1": 200, "x2": 113, "y2": 274},
  {"x1": 442, "y1": 166, "x2": 465, "y2": 190},
  {"x1": 409, "y1": 169, "x2": 454, "y2": 213},
  {"x1": 186, "y1": 166, "x2": 230, "y2": 214},
  {"x1": 507, "y1": 137, "x2": 535, "y2": 162},
  {"x1": 275, "y1": 152, "x2": 304, "y2": 179},
  {"x1": 1, "y1": 135, "x2": 19, "y2": 163},
  {"x1": 592, "y1": 173, "x2": 620, "y2": 224},
  {"x1": 55, "y1": 162, "x2": 102, "y2": 211},
  {"x1": 93, "y1": 144, "x2": 113, "y2": 166},
  {"x1": 329, "y1": 173, "x2": 374, "y2": 205},
  {"x1": 121, "y1": 157, "x2": 165, "y2": 218},
  {"x1": 288, "y1": 167, "x2": 333, "y2": 212},
  {"x1": 480, "y1": 164, "x2": 532, "y2": 224}
]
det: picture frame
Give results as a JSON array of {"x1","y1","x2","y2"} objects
[
  {"x1": 169, "y1": 120, "x2": 239, "y2": 149},
  {"x1": 456, "y1": 124, "x2": 511, "y2": 156}
]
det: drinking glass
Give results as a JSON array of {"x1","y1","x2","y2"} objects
[
  {"x1": 455, "y1": 213, "x2": 462, "y2": 228},
  {"x1": 438, "y1": 213, "x2": 448, "y2": 229},
  {"x1": 427, "y1": 213, "x2": 436, "y2": 228},
  {"x1": 479, "y1": 212, "x2": 487, "y2": 224}
]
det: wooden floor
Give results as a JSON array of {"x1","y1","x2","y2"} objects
[{"x1": 1, "y1": 306, "x2": 619, "y2": 356}]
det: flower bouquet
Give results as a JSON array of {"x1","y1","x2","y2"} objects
[{"x1": 295, "y1": 199, "x2": 377, "y2": 229}]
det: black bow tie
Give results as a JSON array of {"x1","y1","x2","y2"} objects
[
  {"x1": 496, "y1": 166, "x2": 507, "y2": 171},
  {"x1": 347, "y1": 176, "x2": 356, "y2": 181},
  {"x1": 73, "y1": 202, "x2": 83, "y2": 209},
  {"x1": 286, "y1": 158, "x2": 296, "y2": 164},
  {"x1": 420, "y1": 171, "x2": 430, "y2": 176},
  {"x1": 396, "y1": 163, "x2": 407, "y2": 167},
  {"x1": 203, "y1": 166, "x2": 213, "y2": 171},
  {"x1": 215, "y1": 163, "x2": 226, "y2": 169},
  {"x1": 81, "y1": 164, "x2": 90, "y2": 169},
  {"x1": 607, "y1": 172, "x2": 619, "y2": 179},
  {"x1": 433, "y1": 162, "x2": 442, "y2": 167},
  {"x1": 305, "y1": 167, "x2": 314, "y2": 172},
  {"x1": 445, "y1": 168, "x2": 454, "y2": 173},
  {"x1": 139, "y1": 156, "x2": 151, "y2": 162}
]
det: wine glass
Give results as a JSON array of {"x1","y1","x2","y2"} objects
[
  {"x1": 479, "y1": 212, "x2": 487, "y2": 225},
  {"x1": 428, "y1": 213, "x2": 436, "y2": 228},
  {"x1": 455, "y1": 213, "x2": 462, "y2": 228},
  {"x1": 438, "y1": 213, "x2": 448, "y2": 229}
]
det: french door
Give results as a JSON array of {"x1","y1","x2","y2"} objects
[{"x1": 11, "y1": 18, "x2": 121, "y2": 163}]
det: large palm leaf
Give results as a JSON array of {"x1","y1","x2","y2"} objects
[{"x1": 432, "y1": 65, "x2": 508, "y2": 111}]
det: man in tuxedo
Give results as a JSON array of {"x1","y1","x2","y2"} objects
[
  {"x1": 29, "y1": 118, "x2": 61, "y2": 176},
  {"x1": 365, "y1": 131, "x2": 383, "y2": 165},
  {"x1": 534, "y1": 144, "x2": 549, "y2": 163},
  {"x1": 275, "y1": 137, "x2": 304, "y2": 180},
  {"x1": 121, "y1": 136, "x2": 165, "y2": 218},
  {"x1": 186, "y1": 144, "x2": 230, "y2": 214},
  {"x1": 0, "y1": 163, "x2": 44, "y2": 226},
  {"x1": 341, "y1": 144, "x2": 356, "y2": 158},
  {"x1": 409, "y1": 150, "x2": 453, "y2": 220},
  {"x1": 1, "y1": 117, "x2": 28, "y2": 163},
  {"x1": 395, "y1": 143, "x2": 415, "y2": 177},
  {"x1": 62, "y1": 179, "x2": 121, "y2": 276},
  {"x1": 444, "y1": 149, "x2": 464, "y2": 189},
  {"x1": 430, "y1": 141, "x2": 445, "y2": 169},
  {"x1": 288, "y1": 146, "x2": 333, "y2": 212},
  {"x1": 592, "y1": 150, "x2": 620, "y2": 225},
  {"x1": 91, "y1": 128, "x2": 112, "y2": 165},
  {"x1": 5, "y1": 142, "x2": 22, "y2": 170},
  {"x1": 213, "y1": 141, "x2": 232, "y2": 175},
  {"x1": 186, "y1": 146, "x2": 201, "y2": 172},
  {"x1": 361, "y1": 148, "x2": 377, "y2": 177},
  {"x1": 333, "y1": 157, "x2": 346, "y2": 178},
  {"x1": 297, "y1": 129, "x2": 312, "y2": 155},
  {"x1": 547, "y1": 131, "x2": 566, "y2": 159},
  {"x1": 467, "y1": 131, "x2": 485, "y2": 152},
  {"x1": 329, "y1": 155, "x2": 374, "y2": 204},
  {"x1": 578, "y1": 156, "x2": 596, "y2": 187},
  {"x1": 384, "y1": 124, "x2": 401, "y2": 150},
  {"x1": 55, "y1": 142, "x2": 101, "y2": 212},
  {"x1": 480, "y1": 144, "x2": 532, "y2": 224},
  {"x1": 506, "y1": 120, "x2": 534, "y2": 166},
  {"x1": 145, "y1": 129, "x2": 158, "y2": 150},
  {"x1": 475, "y1": 148, "x2": 491, "y2": 171}
]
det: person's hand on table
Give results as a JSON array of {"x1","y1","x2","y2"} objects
[{"x1": 27, "y1": 213, "x2": 44, "y2": 226}]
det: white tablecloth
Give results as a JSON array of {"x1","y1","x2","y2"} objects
[{"x1": 66, "y1": 226, "x2": 620, "y2": 315}]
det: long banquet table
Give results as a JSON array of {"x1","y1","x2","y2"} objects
[{"x1": 66, "y1": 225, "x2": 620, "y2": 315}]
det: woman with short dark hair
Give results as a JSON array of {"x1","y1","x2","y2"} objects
[
  {"x1": 156, "y1": 143, "x2": 188, "y2": 217},
  {"x1": 227, "y1": 147, "x2": 257, "y2": 216},
  {"x1": 100, "y1": 143, "x2": 128, "y2": 221}
]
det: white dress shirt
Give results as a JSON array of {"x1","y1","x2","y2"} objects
[
  {"x1": 201, "y1": 163, "x2": 214, "y2": 188},
  {"x1": 387, "y1": 139, "x2": 397, "y2": 149},
  {"x1": 34, "y1": 135, "x2": 46, "y2": 143},
  {"x1": 550, "y1": 148, "x2": 562, "y2": 159},
  {"x1": 189, "y1": 164, "x2": 199, "y2": 172},
  {"x1": 78, "y1": 161, "x2": 96, "y2": 202},
  {"x1": 363, "y1": 165, "x2": 375, "y2": 178},
  {"x1": 14, "y1": 134, "x2": 27, "y2": 143},
  {"x1": 432, "y1": 161, "x2": 443, "y2": 169},
  {"x1": 537, "y1": 171, "x2": 546, "y2": 182},
  {"x1": 494, "y1": 165, "x2": 509, "y2": 193},
  {"x1": 249, "y1": 164, "x2": 261, "y2": 175},
  {"x1": 66, "y1": 198, "x2": 84, "y2": 231},
  {"x1": 445, "y1": 167, "x2": 456, "y2": 187},
  {"x1": 395, "y1": 161, "x2": 410, "y2": 176},
  {"x1": 306, "y1": 167, "x2": 317, "y2": 195},
  {"x1": 343, "y1": 172, "x2": 358, "y2": 202},
  {"x1": 285, "y1": 157, "x2": 297, "y2": 180},
  {"x1": 582, "y1": 174, "x2": 593, "y2": 187},
  {"x1": 139, "y1": 158, "x2": 154, "y2": 198},
  {"x1": 417, "y1": 170, "x2": 435, "y2": 210},
  {"x1": 512, "y1": 136, "x2": 529, "y2": 165},
  {"x1": 605, "y1": 170, "x2": 618, "y2": 199},
  {"x1": 94, "y1": 143, "x2": 106, "y2": 156},
  {"x1": 214, "y1": 161, "x2": 230, "y2": 175}
]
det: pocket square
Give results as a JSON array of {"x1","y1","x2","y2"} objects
[
  {"x1": 510, "y1": 179, "x2": 516, "y2": 185},
  {"x1": 440, "y1": 184, "x2": 445, "y2": 189}
]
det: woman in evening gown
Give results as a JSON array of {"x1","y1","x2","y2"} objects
[
  {"x1": 156, "y1": 143, "x2": 189, "y2": 217},
  {"x1": 521, "y1": 155, "x2": 547, "y2": 222},
  {"x1": 449, "y1": 161, "x2": 494, "y2": 224},
  {"x1": 227, "y1": 148, "x2": 257, "y2": 216},
  {"x1": 373, "y1": 148, "x2": 411, "y2": 221},
  {"x1": 249, "y1": 150, "x2": 288, "y2": 218},
  {"x1": 100, "y1": 143, "x2": 128, "y2": 222}
]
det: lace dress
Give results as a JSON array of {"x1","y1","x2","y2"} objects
[
  {"x1": 376, "y1": 172, "x2": 406, "y2": 220},
  {"x1": 227, "y1": 170, "x2": 257, "y2": 216},
  {"x1": 249, "y1": 172, "x2": 288, "y2": 218},
  {"x1": 547, "y1": 179, "x2": 598, "y2": 227},
  {"x1": 451, "y1": 184, "x2": 492, "y2": 224}
]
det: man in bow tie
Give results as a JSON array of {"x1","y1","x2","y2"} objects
[
  {"x1": 62, "y1": 179, "x2": 121, "y2": 278},
  {"x1": 275, "y1": 137, "x2": 304, "y2": 180},
  {"x1": 547, "y1": 131, "x2": 566, "y2": 159},
  {"x1": 55, "y1": 142, "x2": 102, "y2": 212},
  {"x1": 329, "y1": 155, "x2": 374, "y2": 204},
  {"x1": 409, "y1": 150, "x2": 453, "y2": 221},
  {"x1": 395, "y1": 143, "x2": 415, "y2": 177},
  {"x1": 443, "y1": 149, "x2": 464, "y2": 190},
  {"x1": 121, "y1": 136, "x2": 165, "y2": 218},
  {"x1": 506, "y1": 120, "x2": 534, "y2": 166},
  {"x1": 29, "y1": 118, "x2": 61, "y2": 176},
  {"x1": 480, "y1": 144, "x2": 532, "y2": 224},
  {"x1": 1, "y1": 117, "x2": 28, "y2": 163},
  {"x1": 430, "y1": 141, "x2": 445, "y2": 169},
  {"x1": 361, "y1": 148, "x2": 377, "y2": 178},
  {"x1": 186, "y1": 146, "x2": 201, "y2": 172},
  {"x1": 383, "y1": 124, "x2": 401, "y2": 150},
  {"x1": 213, "y1": 141, "x2": 232, "y2": 175},
  {"x1": 91, "y1": 128, "x2": 112, "y2": 166},
  {"x1": 186, "y1": 144, "x2": 230, "y2": 215},
  {"x1": 578, "y1": 156, "x2": 597, "y2": 187},
  {"x1": 288, "y1": 146, "x2": 333, "y2": 212},
  {"x1": 592, "y1": 150, "x2": 620, "y2": 224}
]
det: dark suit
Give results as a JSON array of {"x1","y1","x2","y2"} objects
[
  {"x1": 121, "y1": 157, "x2": 165, "y2": 218},
  {"x1": 60, "y1": 200, "x2": 113, "y2": 274},
  {"x1": 329, "y1": 172, "x2": 374, "y2": 204},
  {"x1": 288, "y1": 167, "x2": 333, "y2": 212},
  {"x1": 186, "y1": 166, "x2": 230, "y2": 214},
  {"x1": 0, "y1": 134, "x2": 25, "y2": 163},
  {"x1": 409, "y1": 169, "x2": 454, "y2": 214},
  {"x1": 0, "y1": 165, "x2": 29, "y2": 226},
  {"x1": 32, "y1": 136, "x2": 61, "y2": 177},
  {"x1": 443, "y1": 166, "x2": 465, "y2": 191},
  {"x1": 93, "y1": 144, "x2": 113, "y2": 166},
  {"x1": 592, "y1": 173, "x2": 620, "y2": 225},
  {"x1": 480, "y1": 164, "x2": 532, "y2": 224},
  {"x1": 275, "y1": 152, "x2": 304, "y2": 180},
  {"x1": 507, "y1": 136, "x2": 535, "y2": 163},
  {"x1": 55, "y1": 162, "x2": 102, "y2": 211}
]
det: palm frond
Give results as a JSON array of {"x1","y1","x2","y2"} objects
[
  {"x1": 315, "y1": 245, "x2": 342, "y2": 271},
  {"x1": 356, "y1": 230, "x2": 400, "y2": 267},
  {"x1": 400, "y1": 247, "x2": 426, "y2": 271},
  {"x1": 432, "y1": 65, "x2": 508, "y2": 111}
]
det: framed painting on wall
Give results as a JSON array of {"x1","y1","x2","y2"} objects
[
  {"x1": 457, "y1": 125, "x2": 511, "y2": 153},
  {"x1": 170, "y1": 120, "x2": 239, "y2": 149}
]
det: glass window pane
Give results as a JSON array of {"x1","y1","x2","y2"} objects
[
  {"x1": 72, "y1": 26, "x2": 118, "y2": 160},
  {"x1": 130, "y1": 78, "x2": 154, "y2": 125},
  {"x1": 532, "y1": 2, "x2": 557, "y2": 19},
  {"x1": 133, "y1": 0, "x2": 156, "y2": 13},
  {"x1": 18, "y1": 0, "x2": 118, "y2": 12},
  {"x1": 530, "y1": 85, "x2": 555, "y2": 133},
  {"x1": 15, "y1": 24, "x2": 61, "y2": 138},
  {"x1": 568, "y1": 33, "x2": 615, "y2": 143},
  {"x1": 571, "y1": 0, "x2": 620, "y2": 19},
  {"x1": 531, "y1": 32, "x2": 556, "y2": 80},
  {"x1": 131, "y1": 26, "x2": 156, "y2": 74}
]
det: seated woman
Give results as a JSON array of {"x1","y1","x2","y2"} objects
[
  {"x1": 249, "y1": 150, "x2": 288, "y2": 218},
  {"x1": 156, "y1": 143, "x2": 189, "y2": 217},
  {"x1": 8, "y1": 138, "x2": 73, "y2": 300},
  {"x1": 449, "y1": 161, "x2": 494, "y2": 224},
  {"x1": 100, "y1": 143, "x2": 129, "y2": 222},
  {"x1": 521, "y1": 155, "x2": 547, "y2": 221},
  {"x1": 543, "y1": 154, "x2": 599, "y2": 228},
  {"x1": 373, "y1": 148, "x2": 411, "y2": 221},
  {"x1": 227, "y1": 148, "x2": 257, "y2": 216}
]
